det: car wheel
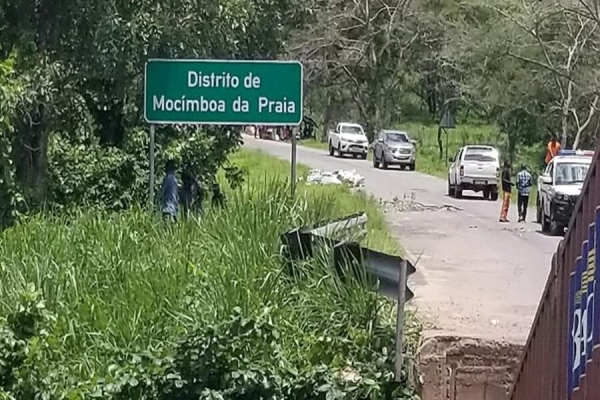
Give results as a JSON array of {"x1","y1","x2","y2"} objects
[
  {"x1": 360, "y1": 153, "x2": 367, "y2": 160},
  {"x1": 549, "y1": 208, "x2": 564, "y2": 236},
  {"x1": 373, "y1": 153, "x2": 380, "y2": 168},
  {"x1": 329, "y1": 141, "x2": 334, "y2": 156},
  {"x1": 448, "y1": 179, "x2": 455, "y2": 197},
  {"x1": 541, "y1": 205, "x2": 550, "y2": 233},
  {"x1": 455, "y1": 184, "x2": 463, "y2": 199},
  {"x1": 483, "y1": 189, "x2": 490, "y2": 200},
  {"x1": 536, "y1": 197, "x2": 542, "y2": 223},
  {"x1": 381, "y1": 158, "x2": 388, "y2": 169},
  {"x1": 490, "y1": 191, "x2": 499, "y2": 201},
  {"x1": 408, "y1": 163, "x2": 416, "y2": 171},
  {"x1": 337, "y1": 144, "x2": 343, "y2": 158}
]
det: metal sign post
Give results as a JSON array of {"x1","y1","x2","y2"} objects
[
  {"x1": 445, "y1": 128, "x2": 449, "y2": 167},
  {"x1": 440, "y1": 108, "x2": 455, "y2": 167},
  {"x1": 394, "y1": 258, "x2": 407, "y2": 381},
  {"x1": 291, "y1": 130, "x2": 297, "y2": 197},
  {"x1": 149, "y1": 124, "x2": 156, "y2": 206}
]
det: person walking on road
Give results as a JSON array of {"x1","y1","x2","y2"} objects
[
  {"x1": 516, "y1": 164, "x2": 533, "y2": 223},
  {"x1": 545, "y1": 137, "x2": 561, "y2": 165},
  {"x1": 160, "y1": 160, "x2": 179, "y2": 222},
  {"x1": 499, "y1": 160, "x2": 513, "y2": 223}
]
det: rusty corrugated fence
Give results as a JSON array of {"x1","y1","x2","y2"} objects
[{"x1": 510, "y1": 147, "x2": 600, "y2": 400}]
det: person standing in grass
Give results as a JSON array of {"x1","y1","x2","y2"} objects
[
  {"x1": 180, "y1": 169, "x2": 203, "y2": 216},
  {"x1": 211, "y1": 182, "x2": 226, "y2": 208},
  {"x1": 160, "y1": 160, "x2": 179, "y2": 221},
  {"x1": 516, "y1": 164, "x2": 533, "y2": 223},
  {"x1": 499, "y1": 160, "x2": 513, "y2": 223}
]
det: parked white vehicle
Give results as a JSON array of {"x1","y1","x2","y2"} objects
[
  {"x1": 536, "y1": 149, "x2": 593, "y2": 235},
  {"x1": 448, "y1": 145, "x2": 500, "y2": 200},
  {"x1": 328, "y1": 122, "x2": 369, "y2": 159}
]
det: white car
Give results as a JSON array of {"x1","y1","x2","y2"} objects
[
  {"x1": 328, "y1": 122, "x2": 369, "y2": 159},
  {"x1": 536, "y1": 149, "x2": 593, "y2": 235},
  {"x1": 448, "y1": 145, "x2": 500, "y2": 200}
]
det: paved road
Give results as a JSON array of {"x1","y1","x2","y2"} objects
[{"x1": 243, "y1": 136, "x2": 562, "y2": 344}]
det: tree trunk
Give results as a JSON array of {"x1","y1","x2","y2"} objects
[
  {"x1": 561, "y1": 110, "x2": 569, "y2": 148},
  {"x1": 15, "y1": 105, "x2": 50, "y2": 205},
  {"x1": 437, "y1": 126, "x2": 443, "y2": 159},
  {"x1": 323, "y1": 99, "x2": 333, "y2": 142}
]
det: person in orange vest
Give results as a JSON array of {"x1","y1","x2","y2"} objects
[
  {"x1": 545, "y1": 137, "x2": 562, "y2": 165},
  {"x1": 499, "y1": 160, "x2": 513, "y2": 223}
]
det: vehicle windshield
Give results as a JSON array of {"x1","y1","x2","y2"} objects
[
  {"x1": 341, "y1": 125, "x2": 363, "y2": 135},
  {"x1": 385, "y1": 132, "x2": 408, "y2": 143},
  {"x1": 464, "y1": 148, "x2": 498, "y2": 162},
  {"x1": 555, "y1": 162, "x2": 589, "y2": 185}
]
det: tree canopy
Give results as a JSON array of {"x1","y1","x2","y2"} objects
[{"x1": 1, "y1": 0, "x2": 599, "y2": 226}]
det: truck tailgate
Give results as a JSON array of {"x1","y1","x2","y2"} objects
[{"x1": 463, "y1": 161, "x2": 497, "y2": 180}]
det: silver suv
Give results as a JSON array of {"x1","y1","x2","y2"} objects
[{"x1": 372, "y1": 130, "x2": 416, "y2": 170}]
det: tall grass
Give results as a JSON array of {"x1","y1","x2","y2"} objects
[
  {"x1": 224, "y1": 148, "x2": 402, "y2": 255},
  {"x1": 0, "y1": 149, "x2": 419, "y2": 398}
]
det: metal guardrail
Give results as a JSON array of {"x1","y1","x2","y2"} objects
[
  {"x1": 280, "y1": 212, "x2": 416, "y2": 381},
  {"x1": 280, "y1": 212, "x2": 415, "y2": 299},
  {"x1": 310, "y1": 212, "x2": 368, "y2": 238}
]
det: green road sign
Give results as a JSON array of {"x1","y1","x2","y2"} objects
[{"x1": 144, "y1": 59, "x2": 303, "y2": 125}]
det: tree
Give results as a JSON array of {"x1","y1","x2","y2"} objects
[
  {"x1": 498, "y1": 1, "x2": 600, "y2": 149},
  {"x1": 293, "y1": 0, "x2": 421, "y2": 140},
  {"x1": 0, "y1": 0, "x2": 315, "y2": 213}
]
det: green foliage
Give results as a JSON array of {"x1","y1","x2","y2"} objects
[
  {"x1": 0, "y1": 172, "x2": 420, "y2": 399},
  {"x1": 0, "y1": 53, "x2": 25, "y2": 229},
  {"x1": 0, "y1": 0, "x2": 317, "y2": 227},
  {"x1": 223, "y1": 148, "x2": 402, "y2": 255}
]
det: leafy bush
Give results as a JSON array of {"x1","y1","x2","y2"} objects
[
  {"x1": 0, "y1": 178, "x2": 421, "y2": 399},
  {"x1": 46, "y1": 126, "x2": 243, "y2": 211}
]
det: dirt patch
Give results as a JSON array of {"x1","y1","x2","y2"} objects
[{"x1": 418, "y1": 336, "x2": 523, "y2": 400}]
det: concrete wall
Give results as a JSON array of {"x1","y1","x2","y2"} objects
[{"x1": 419, "y1": 336, "x2": 523, "y2": 400}]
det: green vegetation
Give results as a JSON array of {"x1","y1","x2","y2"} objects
[
  {"x1": 299, "y1": 119, "x2": 542, "y2": 202},
  {"x1": 296, "y1": 0, "x2": 599, "y2": 191},
  {"x1": 0, "y1": 149, "x2": 418, "y2": 399},
  {"x1": 1, "y1": 0, "x2": 597, "y2": 228},
  {"x1": 1, "y1": 0, "x2": 596, "y2": 394},
  {"x1": 228, "y1": 149, "x2": 402, "y2": 255},
  {"x1": 297, "y1": 139, "x2": 328, "y2": 151}
]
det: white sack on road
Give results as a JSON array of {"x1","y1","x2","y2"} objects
[{"x1": 305, "y1": 169, "x2": 364, "y2": 187}]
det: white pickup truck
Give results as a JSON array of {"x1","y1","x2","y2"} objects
[
  {"x1": 448, "y1": 145, "x2": 500, "y2": 200},
  {"x1": 536, "y1": 149, "x2": 593, "y2": 235},
  {"x1": 328, "y1": 122, "x2": 369, "y2": 159}
]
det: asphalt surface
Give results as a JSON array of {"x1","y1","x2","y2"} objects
[{"x1": 243, "y1": 136, "x2": 562, "y2": 344}]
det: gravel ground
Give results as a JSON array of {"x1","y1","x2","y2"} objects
[{"x1": 243, "y1": 136, "x2": 562, "y2": 344}]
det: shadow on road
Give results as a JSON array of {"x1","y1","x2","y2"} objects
[{"x1": 534, "y1": 229, "x2": 565, "y2": 238}]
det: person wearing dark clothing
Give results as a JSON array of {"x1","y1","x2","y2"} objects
[
  {"x1": 180, "y1": 169, "x2": 203, "y2": 216},
  {"x1": 160, "y1": 160, "x2": 179, "y2": 221},
  {"x1": 211, "y1": 182, "x2": 226, "y2": 208},
  {"x1": 516, "y1": 165, "x2": 533, "y2": 223},
  {"x1": 499, "y1": 160, "x2": 513, "y2": 223},
  {"x1": 302, "y1": 116, "x2": 318, "y2": 139}
]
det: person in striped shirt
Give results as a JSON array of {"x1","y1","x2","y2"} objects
[{"x1": 516, "y1": 164, "x2": 533, "y2": 223}]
